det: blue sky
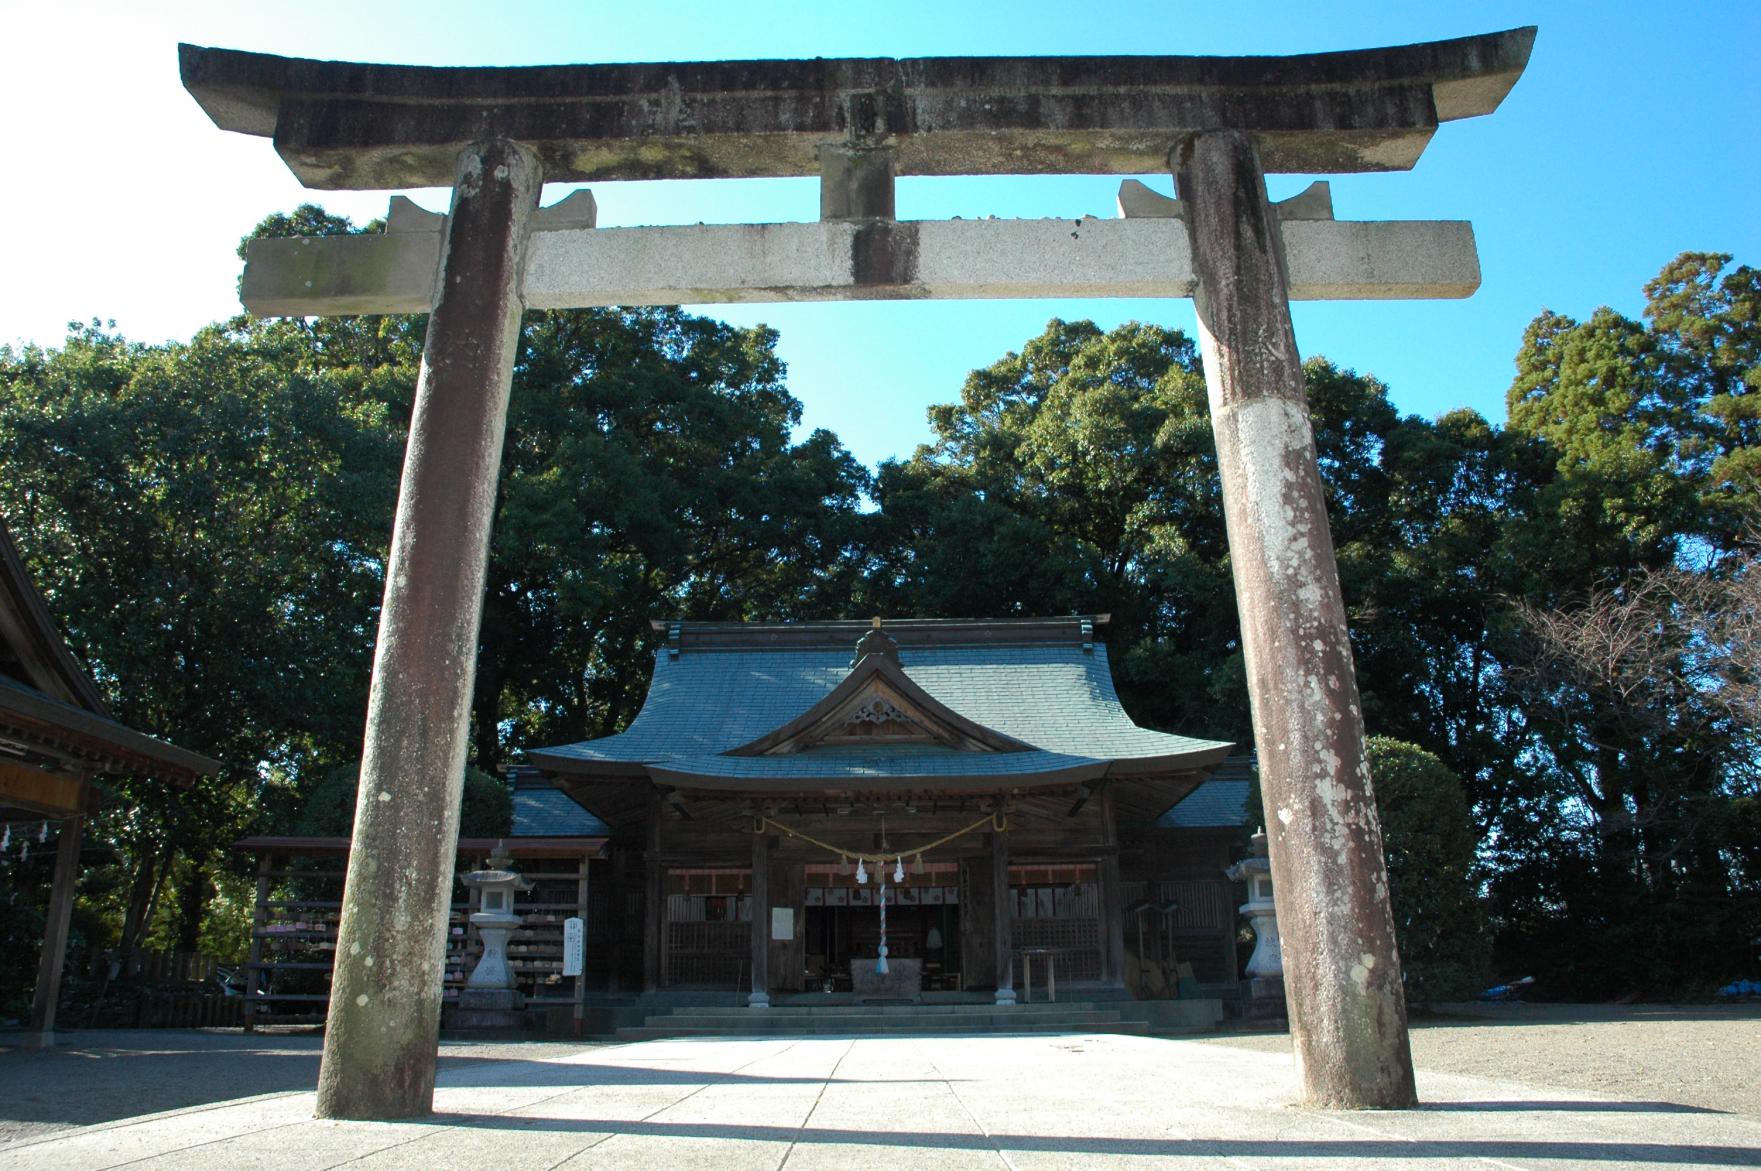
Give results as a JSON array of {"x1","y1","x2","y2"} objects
[{"x1": 2, "y1": 1, "x2": 1756, "y2": 469}]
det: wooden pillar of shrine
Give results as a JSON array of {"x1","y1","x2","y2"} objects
[
  {"x1": 643, "y1": 791, "x2": 662, "y2": 995},
  {"x1": 1098, "y1": 786, "x2": 1128, "y2": 987},
  {"x1": 991, "y1": 824, "x2": 1015, "y2": 1006},
  {"x1": 25, "y1": 816, "x2": 84, "y2": 1047},
  {"x1": 749, "y1": 830, "x2": 772, "y2": 1007}
]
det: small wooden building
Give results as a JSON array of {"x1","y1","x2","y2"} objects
[
  {"x1": 233, "y1": 776, "x2": 609, "y2": 1029},
  {"x1": 0, "y1": 516, "x2": 218, "y2": 1045},
  {"x1": 529, "y1": 617, "x2": 1250, "y2": 1007}
]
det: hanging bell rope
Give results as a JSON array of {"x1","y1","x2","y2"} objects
[{"x1": 877, "y1": 878, "x2": 890, "y2": 974}]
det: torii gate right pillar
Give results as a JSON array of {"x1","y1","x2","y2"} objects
[{"x1": 1178, "y1": 129, "x2": 1416, "y2": 1108}]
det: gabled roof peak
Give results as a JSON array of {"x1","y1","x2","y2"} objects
[
  {"x1": 850, "y1": 618, "x2": 901, "y2": 668},
  {"x1": 726, "y1": 649, "x2": 1030, "y2": 758}
]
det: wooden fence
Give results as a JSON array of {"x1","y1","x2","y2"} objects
[{"x1": 82, "y1": 947, "x2": 244, "y2": 1029}]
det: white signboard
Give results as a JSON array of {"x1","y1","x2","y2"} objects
[
  {"x1": 562, "y1": 916, "x2": 584, "y2": 977},
  {"x1": 771, "y1": 907, "x2": 795, "y2": 942}
]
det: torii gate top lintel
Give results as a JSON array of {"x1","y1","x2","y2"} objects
[{"x1": 179, "y1": 27, "x2": 1533, "y2": 190}]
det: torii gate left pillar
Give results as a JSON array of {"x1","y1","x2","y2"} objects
[
  {"x1": 182, "y1": 29, "x2": 1531, "y2": 1118},
  {"x1": 312, "y1": 140, "x2": 539, "y2": 1118}
]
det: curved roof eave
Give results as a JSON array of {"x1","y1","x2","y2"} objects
[{"x1": 1106, "y1": 742, "x2": 1235, "y2": 777}]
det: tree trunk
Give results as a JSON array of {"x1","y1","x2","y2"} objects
[
  {"x1": 174, "y1": 858, "x2": 209, "y2": 954},
  {"x1": 472, "y1": 655, "x2": 503, "y2": 775},
  {"x1": 119, "y1": 850, "x2": 158, "y2": 952},
  {"x1": 122, "y1": 845, "x2": 175, "y2": 952}
]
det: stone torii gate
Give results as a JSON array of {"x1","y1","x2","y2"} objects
[{"x1": 180, "y1": 27, "x2": 1533, "y2": 1118}]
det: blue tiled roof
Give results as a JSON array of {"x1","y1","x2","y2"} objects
[
  {"x1": 534, "y1": 640, "x2": 1230, "y2": 781},
  {"x1": 1157, "y1": 757, "x2": 1257, "y2": 828},
  {"x1": 511, "y1": 786, "x2": 610, "y2": 837}
]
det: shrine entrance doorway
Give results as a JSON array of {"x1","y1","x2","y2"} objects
[{"x1": 804, "y1": 861, "x2": 963, "y2": 995}]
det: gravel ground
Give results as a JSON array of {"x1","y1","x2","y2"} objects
[
  {"x1": 1195, "y1": 1002, "x2": 1761, "y2": 1116},
  {"x1": 3, "y1": 1003, "x2": 1757, "y2": 1146}
]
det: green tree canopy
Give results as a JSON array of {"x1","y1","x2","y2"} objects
[
  {"x1": 1363, "y1": 737, "x2": 1488, "y2": 1002},
  {"x1": 296, "y1": 761, "x2": 511, "y2": 839},
  {"x1": 476, "y1": 306, "x2": 872, "y2": 768}
]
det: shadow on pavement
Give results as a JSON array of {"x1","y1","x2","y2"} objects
[
  {"x1": 1421, "y1": 1099, "x2": 1727, "y2": 1115},
  {"x1": 0, "y1": 1031, "x2": 950, "y2": 1137},
  {"x1": 0, "y1": 1033, "x2": 323, "y2": 1135},
  {"x1": 432, "y1": 1113, "x2": 1761, "y2": 1166}
]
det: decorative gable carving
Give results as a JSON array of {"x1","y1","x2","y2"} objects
[
  {"x1": 724, "y1": 654, "x2": 1030, "y2": 757},
  {"x1": 836, "y1": 695, "x2": 918, "y2": 739}
]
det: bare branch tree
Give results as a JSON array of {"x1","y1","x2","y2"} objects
[{"x1": 1510, "y1": 518, "x2": 1760, "y2": 820}]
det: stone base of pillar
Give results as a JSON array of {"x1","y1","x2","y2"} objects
[
  {"x1": 1242, "y1": 976, "x2": 1288, "y2": 1022},
  {"x1": 19, "y1": 1030, "x2": 55, "y2": 1050},
  {"x1": 445, "y1": 987, "x2": 526, "y2": 1030},
  {"x1": 748, "y1": 991, "x2": 771, "y2": 1009},
  {"x1": 993, "y1": 987, "x2": 1017, "y2": 1006}
]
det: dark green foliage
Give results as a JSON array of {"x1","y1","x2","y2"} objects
[
  {"x1": 295, "y1": 762, "x2": 511, "y2": 839},
  {"x1": 859, "y1": 319, "x2": 1244, "y2": 742},
  {"x1": 0, "y1": 312, "x2": 411, "y2": 957},
  {"x1": 867, "y1": 256, "x2": 1758, "y2": 1000},
  {"x1": 1643, "y1": 253, "x2": 1761, "y2": 535},
  {"x1": 0, "y1": 837, "x2": 56, "y2": 1020},
  {"x1": 478, "y1": 307, "x2": 871, "y2": 766},
  {"x1": 1, "y1": 213, "x2": 1755, "y2": 1006},
  {"x1": 0, "y1": 207, "x2": 869, "y2": 977},
  {"x1": 236, "y1": 204, "x2": 373, "y2": 259},
  {"x1": 1364, "y1": 737, "x2": 1489, "y2": 1002}
]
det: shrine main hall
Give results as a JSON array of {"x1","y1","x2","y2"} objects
[{"x1": 527, "y1": 616, "x2": 1250, "y2": 1012}]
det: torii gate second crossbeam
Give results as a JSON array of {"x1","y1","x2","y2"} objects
[{"x1": 181, "y1": 27, "x2": 1535, "y2": 1119}]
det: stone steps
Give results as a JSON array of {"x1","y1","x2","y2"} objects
[
  {"x1": 665, "y1": 1001, "x2": 1104, "y2": 1018},
  {"x1": 613, "y1": 1000, "x2": 1164, "y2": 1041},
  {"x1": 613, "y1": 1022, "x2": 1157, "y2": 1041}
]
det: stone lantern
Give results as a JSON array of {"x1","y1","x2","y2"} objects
[
  {"x1": 1225, "y1": 828, "x2": 1285, "y2": 1017},
  {"x1": 453, "y1": 843, "x2": 533, "y2": 1028}
]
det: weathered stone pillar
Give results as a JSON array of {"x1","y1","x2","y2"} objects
[
  {"x1": 26, "y1": 815, "x2": 83, "y2": 1048},
  {"x1": 315, "y1": 139, "x2": 541, "y2": 1121},
  {"x1": 818, "y1": 143, "x2": 896, "y2": 221},
  {"x1": 990, "y1": 826, "x2": 1015, "y2": 1006},
  {"x1": 1175, "y1": 129, "x2": 1416, "y2": 1109},
  {"x1": 749, "y1": 831, "x2": 772, "y2": 1007}
]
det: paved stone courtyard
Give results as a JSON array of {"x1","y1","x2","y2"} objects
[{"x1": 3, "y1": 1020, "x2": 1760, "y2": 1169}]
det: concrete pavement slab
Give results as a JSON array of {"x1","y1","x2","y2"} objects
[
  {"x1": 345, "y1": 1112, "x2": 611, "y2": 1171},
  {"x1": 0, "y1": 1091, "x2": 316, "y2": 1169},
  {"x1": 3, "y1": 1031, "x2": 1760, "y2": 1169}
]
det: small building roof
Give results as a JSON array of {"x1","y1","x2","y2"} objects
[
  {"x1": 1157, "y1": 756, "x2": 1256, "y2": 829},
  {"x1": 528, "y1": 617, "x2": 1231, "y2": 791},
  {"x1": 1, "y1": 516, "x2": 219, "y2": 817},
  {"x1": 236, "y1": 770, "x2": 610, "y2": 856},
  {"x1": 510, "y1": 777, "x2": 611, "y2": 838}
]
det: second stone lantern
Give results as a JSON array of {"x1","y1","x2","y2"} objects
[
  {"x1": 1226, "y1": 829, "x2": 1286, "y2": 1020},
  {"x1": 452, "y1": 844, "x2": 533, "y2": 1029}
]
